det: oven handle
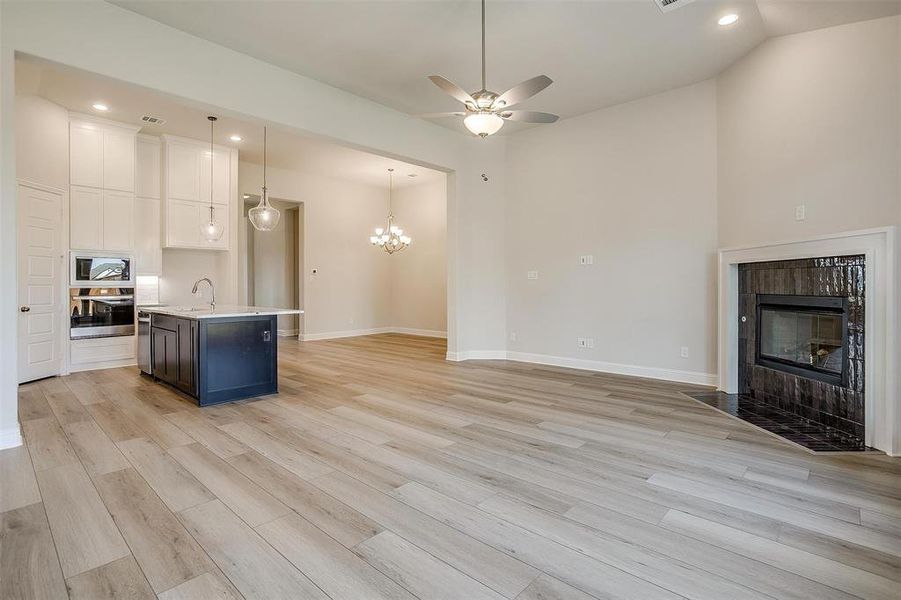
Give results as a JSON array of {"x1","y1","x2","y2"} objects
[{"x1": 71, "y1": 295, "x2": 134, "y2": 300}]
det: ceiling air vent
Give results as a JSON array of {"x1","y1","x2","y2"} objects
[
  {"x1": 654, "y1": 0, "x2": 697, "y2": 13},
  {"x1": 141, "y1": 114, "x2": 166, "y2": 125}
]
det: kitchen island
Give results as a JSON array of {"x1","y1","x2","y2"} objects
[{"x1": 140, "y1": 305, "x2": 303, "y2": 405}]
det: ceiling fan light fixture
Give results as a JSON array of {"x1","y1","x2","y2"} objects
[{"x1": 464, "y1": 111, "x2": 504, "y2": 137}]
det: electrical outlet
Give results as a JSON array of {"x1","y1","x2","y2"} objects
[
  {"x1": 579, "y1": 255, "x2": 594, "y2": 266},
  {"x1": 509, "y1": 332, "x2": 517, "y2": 342},
  {"x1": 577, "y1": 338, "x2": 594, "y2": 349},
  {"x1": 527, "y1": 270, "x2": 539, "y2": 280},
  {"x1": 795, "y1": 205, "x2": 806, "y2": 221},
  {"x1": 680, "y1": 346, "x2": 689, "y2": 358}
]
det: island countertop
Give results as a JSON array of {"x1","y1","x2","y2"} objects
[{"x1": 140, "y1": 305, "x2": 304, "y2": 320}]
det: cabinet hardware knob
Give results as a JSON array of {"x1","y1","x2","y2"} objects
[{"x1": 20, "y1": 306, "x2": 30, "y2": 313}]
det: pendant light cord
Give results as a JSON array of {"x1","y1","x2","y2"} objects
[
  {"x1": 481, "y1": 0, "x2": 486, "y2": 91},
  {"x1": 208, "y1": 116, "x2": 216, "y2": 220},
  {"x1": 263, "y1": 126, "x2": 268, "y2": 193}
]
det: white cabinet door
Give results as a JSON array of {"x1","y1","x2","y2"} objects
[
  {"x1": 135, "y1": 137, "x2": 161, "y2": 199},
  {"x1": 134, "y1": 197, "x2": 161, "y2": 274},
  {"x1": 103, "y1": 128, "x2": 135, "y2": 192},
  {"x1": 168, "y1": 199, "x2": 201, "y2": 247},
  {"x1": 199, "y1": 149, "x2": 230, "y2": 206},
  {"x1": 167, "y1": 142, "x2": 199, "y2": 201},
  {"x1": 102, "y1": 190, "x2": 134, "y2": 251},
  {"x1": 70, "y1": 122, "x2": 103, "y2": 188},
  {"x1": 69, "y1": 185, "x2": 103, "y2": 250}
]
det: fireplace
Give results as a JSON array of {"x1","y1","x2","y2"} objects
[{"x1": 756, "y1": 294, "x2": 849, "y2": 387}]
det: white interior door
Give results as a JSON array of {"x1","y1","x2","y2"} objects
[{"x1": 17, "y1": 183, "x2": 63, "y2": 383}]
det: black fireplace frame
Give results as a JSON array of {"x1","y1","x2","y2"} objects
[{"x1": 755, "y1": 294, "x2": 850, "y2": 387}]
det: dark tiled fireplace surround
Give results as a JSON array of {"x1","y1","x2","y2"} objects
[{"x1": 695, "y1": 255, "x2": 868, "y2": 452}]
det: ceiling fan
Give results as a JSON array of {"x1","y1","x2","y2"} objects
[{"x1": 423, "y1": 0, "x2": 558, "y2": 137}]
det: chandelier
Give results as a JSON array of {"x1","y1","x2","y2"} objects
[{"x1": 370, "y1": 168, "x2": 411, "y2": 254}]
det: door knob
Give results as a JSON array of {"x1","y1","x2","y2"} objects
[{"x1": 20, "y1": 306, "x2": 30, "y2": 313}]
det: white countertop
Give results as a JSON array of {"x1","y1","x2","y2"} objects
[{"x1": 140, "y1": 305, "x2": 304, "y2": 320}]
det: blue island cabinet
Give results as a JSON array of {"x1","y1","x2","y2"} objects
[{"x1": 151, "y1": 313, "x2": 278, "y2": 405}]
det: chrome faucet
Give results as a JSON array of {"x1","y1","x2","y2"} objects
[{"x1": 191, "y1": 278, "x2": 216, "y2": 309}]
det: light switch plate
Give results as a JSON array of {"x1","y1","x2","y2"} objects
[
  {"x1": 579, "y1": 255, "x2": 594, "y2": 266},
  {"x1": 795, "y1": 205, "x2": 806, "y2": 221},
  {"x1": 527, "y1": 271, "x2": 539, "y2": 280}
]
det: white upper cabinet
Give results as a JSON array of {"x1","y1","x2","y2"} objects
[
  {"x1": 68, "y1": 115, "x2": 139, "y2": 252},
  {"x1": 135, "y1": 197, "x2": 162, "y2": 274},
  {"x1": 166, "y1": 140, "x2": 200, "y2": 202},
  {"x1": 134, "y1": 135, "x2": 162, "y2": 275},
  {"x1": 161, "y1": 134, "x2": 235, "y2": 251},
  {"x1": 135, "y1": 135, "x2": 161, "y2": 199},
  {"x1": 198, "y1": 149, "x2": 230, "y2": 205},
  {"x1": 102, "y1": 128, "x2": 135, "y2": 192},
  {"x1": 69, "y1": 122, "x2": 103, "y2": 188},
  {"x1": 102, "y1": 190, "x2": 135, "y2": 251},
  {"x1": 69, "y1": 186, "x2": 103, "y2": 250}
]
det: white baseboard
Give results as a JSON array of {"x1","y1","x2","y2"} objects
[
  {"x1": 301, "y1": 327, "x2": 392, "y2": 342},
  {"x1": 301, "y1": 327, "x2": 447, "y2": 342},
  {"x1": 446, "y1": 350, "x2": 507, "y2": 361},
  {"x1": 391, "y1": 327, "x2": 447, "y2": 339},
  {"x1": 0, "y1": 425, "x2": 23, "y2": 450},
  {"x1": 448, "y1": 350, "x2": 716, "y2": 386},
  {"x1": 277, "y1": 329, "x2": 299, "y2": 337}
]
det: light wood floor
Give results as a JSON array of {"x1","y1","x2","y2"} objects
[{"x1": 2, "y1": 334, "x2": 900, "y2": 599}]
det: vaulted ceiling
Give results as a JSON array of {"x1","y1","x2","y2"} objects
[{"x1": 112, "y1": 0, "x2": 901, "y2": 134}]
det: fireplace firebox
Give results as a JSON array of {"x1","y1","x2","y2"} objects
[{"x1": 755, "y1": 294, "x2": 849, "y2": 387}]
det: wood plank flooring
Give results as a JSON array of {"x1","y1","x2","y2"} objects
[{"x1": 2, "y1": 333, "x2": 900, "y2": 599}]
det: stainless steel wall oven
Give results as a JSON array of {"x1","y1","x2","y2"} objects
[{"x1": 69, "y1": 287, "x2": 135, "y2": 339}]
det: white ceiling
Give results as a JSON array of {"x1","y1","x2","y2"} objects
[
  {"x1": 110, "y1": 0, "x2": 901, "y2": 134},
  {"x1": 15, "y1": 56, "x2": 444, "y2": 188}
]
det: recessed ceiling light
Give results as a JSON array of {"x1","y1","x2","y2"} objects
[
  {"x1": 92, "y1": 103, "x2": 109, "y2": 112},
  {"x1": 718, "y1": 14, "x2": 739, "y2": 26},
  {"x1": 243, "y1": 194, "x2": 250, "y2": 199},
  {"x1": 407, "y1": 173, "x2": 418, "y2": 178},
  {"x1": 230, "y1": 134, "x2": 242, "y2": 142}
]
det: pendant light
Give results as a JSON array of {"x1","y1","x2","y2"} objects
[
  {"x1": 201, "y1": 116, "x2": 225, "y2": 242},
  {"x1": 369, "y1": 169, "x2": 411, "y2": 254},
  {"x1": 249, "y1": 126, "x2": 280, "y2": 231}
]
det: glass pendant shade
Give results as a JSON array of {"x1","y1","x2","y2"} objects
[
  {"x1": 464, "y1": 111, "x2": 504, "y2": 137},
  {"x1": 249, "y1": 188, "x2": 280, "y2": 231},
  {"x1": 201, "y1": 207, "x2": 224, "y2": 242},
  {"x1": 250, "y1": 125, "x2": 281, "y2": 231},
  {"x1": 201, "y1": 115, "x2": 223, "y2": 242}
]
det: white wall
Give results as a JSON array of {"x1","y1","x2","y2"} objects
[
  {"x1": 15, "y1": 95, "x2": 68, "y2": 191},
  {"x1": 159, "y1": 249, "x2": 233, "y2": 306},
  {"x1": 505, "y1": 80, "x2": 719, "y2": 383},
  {"x1": 239, "y1": 162, "x2": 393, "y2": 338},
  {"x1": 390, "y1": 179, "x2": 447, "y2": 335},
  {"x1": 718, "y1": 16, "x2": 901, "y2": 247}
]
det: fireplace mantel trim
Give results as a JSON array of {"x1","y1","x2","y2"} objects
[{"x1": 717, "y1": 227, "x2": 897, "y2": 455}]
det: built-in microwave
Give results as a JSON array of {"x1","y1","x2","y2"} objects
[{"x1": 70, "y1": 252, "x2": 134, "y2": 287}]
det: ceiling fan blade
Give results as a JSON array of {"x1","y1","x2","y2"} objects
[
  {"x1": 428, "y1": 76, "x2": 476, "y2": 108},
  {"x1": 494, "y1": 75, "x2": 553, "y2": 109},
  {"x1": 500, "y1": 110, "x2": 559, "y2": 123},
  {"x1": 418, "y1": 112, "x2": 466, "y2": 119}
]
